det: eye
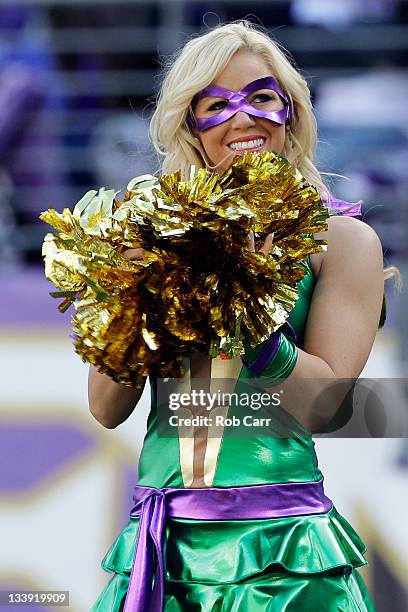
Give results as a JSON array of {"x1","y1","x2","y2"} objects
[
  {"x1": 208, "y1": 100, "x2": 227, "y2": 112},
  {"x1": 251, "y1": 93, "x2": 277, "y2": 104}
]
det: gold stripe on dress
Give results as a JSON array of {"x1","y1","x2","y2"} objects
[
  {"x1": 177, "y1": 406, "x2": 195, "y2": 488},
  {"x1": 177, "y1": 354, "x2": 243, "y2": 488},
  {"x1": 204, "y1": 404, "x2": 229, "y2": 486}
]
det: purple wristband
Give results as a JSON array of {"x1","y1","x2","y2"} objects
[
  {"x1": 241, "y1": 330, "x2": 282, "y2": 376},
  {"x1": 241, "y1": 322, "x2": 298, "y2": 376},
  {"x1": 281, "y1": 321, "x2": 297, "y2": 344}
]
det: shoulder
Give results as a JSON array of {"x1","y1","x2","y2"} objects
[
  {"x1": 326, "y1": 214, "x2": 383, "y2": 258},
  {"x1": 309, "y1": 215, "x2": 383, "y2": 279},
  {"x1": 303, "y1": 214, "x2": 384, "y2": 378}
]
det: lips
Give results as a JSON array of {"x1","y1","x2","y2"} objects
[{"x1": 227, "y1": 134, "x2": 266, "y2": 145}]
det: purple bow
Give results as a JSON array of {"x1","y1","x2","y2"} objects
[
  {"x1": 325, "y1": 195, "x2": 362, "y2": 218},
  {"x1": 123, "y1": 479, "x2": 333, "y2": 611}
]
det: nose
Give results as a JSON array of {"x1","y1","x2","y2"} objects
[{"x1": 230, "y1": 111, "x2": 256, "y2": 128}]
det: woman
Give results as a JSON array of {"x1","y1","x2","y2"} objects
[{"x1": 89, "y1": 21, "x2": 386, "y2": 611}]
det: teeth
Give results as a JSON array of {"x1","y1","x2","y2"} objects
[{"x1": 228, "y1": 138, "x2": 265, "y2": 151}]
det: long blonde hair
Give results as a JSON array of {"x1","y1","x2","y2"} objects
[{"x1": 149, "y1": 20, "x2": 402, "y2": 292}]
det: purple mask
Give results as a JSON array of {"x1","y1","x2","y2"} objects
[{"x1": 189, "y1": 76, "x2": 292, "y2": 132}]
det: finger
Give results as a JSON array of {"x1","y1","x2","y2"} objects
[
  {"x1": 247, "y1": 230, "x2": 255, "y2": 253},
  {"x1": 258, "y1": 232, "x2": 274, "y2": 256},
  {"x1": 123, "y1": 248, "x2": 144, "y2": 260}
]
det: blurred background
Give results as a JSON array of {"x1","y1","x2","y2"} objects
[{"x1": 0, "y1": 0, "x2": 407, "y2": 610}]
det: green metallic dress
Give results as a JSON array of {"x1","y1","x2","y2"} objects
[{"x1": 92, "y1": 256, "x2": 375, "y2": 611}]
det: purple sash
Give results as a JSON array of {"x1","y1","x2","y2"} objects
[{"x1": 123, "y1": 478, "x2": 333, "y2": 611}]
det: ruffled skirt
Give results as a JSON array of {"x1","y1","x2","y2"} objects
[{"x1": 91, "y1": 505, "x2": 375, "y2": 611}]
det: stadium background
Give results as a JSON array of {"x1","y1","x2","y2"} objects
[{"x1": 0, "y1": 1, "x2": 407, "y2": 610}]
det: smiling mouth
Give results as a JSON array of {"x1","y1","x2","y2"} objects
[{"x1": 228, "y1": 137, "x2": 266, "y2": 152}]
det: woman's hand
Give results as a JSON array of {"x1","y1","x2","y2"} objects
[
  {"x1": 123, "y1": 247, "x2": 144, "y2": 261},
  {"x1": 247, "y1": 230, "x2": 274, "y2": 255},
  {"x1": 118, "y1": 247, "x2": 145, "y2": 271}
]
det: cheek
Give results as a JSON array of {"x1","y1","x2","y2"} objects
[
  {"x1": 200, "y1": 126, "x2": 227, "y2": 159},
  {"x1": 276, "y1": 132, "x2": 286, "y2": 154},
  {"x1": 268, "y1": 126, "x2": 286, "y2": 154}
]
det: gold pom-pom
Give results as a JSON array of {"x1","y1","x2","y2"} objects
[{"x1": 40, "y1": 151, "x2": 329, "y2": 388}]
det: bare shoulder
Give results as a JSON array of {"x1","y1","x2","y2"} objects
[{"x1": 309, "y1": 215, "x2": 382, "y2": 279}]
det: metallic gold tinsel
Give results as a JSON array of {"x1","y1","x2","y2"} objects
[{"x1": 40, "y1": 151, "x2": 329, "y2": 388}]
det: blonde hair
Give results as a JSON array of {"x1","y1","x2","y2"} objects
[{"x1": 149, "y1": 20, "x2": 401, "y2": 292}]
